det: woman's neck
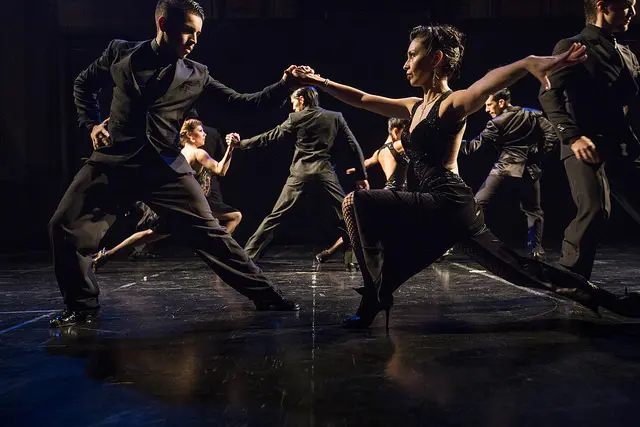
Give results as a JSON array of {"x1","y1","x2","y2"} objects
[{"x1": 422, "y1": 79, "x2": 450, "y2": 103}]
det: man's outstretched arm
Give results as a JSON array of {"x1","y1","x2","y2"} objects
[
  {"x1": 235, "y1": 115, "x2": 295, "y2": 149},
  {"x1": 460, "y1": 120, "x2": 500, "y2": 155},
  {"x1": 203, "y1": 65, "x2": 305, "y2": 109},
  {"x1": 338, "y1": 114, "x2": 367, "y2": 181}
]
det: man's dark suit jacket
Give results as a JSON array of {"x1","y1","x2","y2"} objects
[
  {"x1": 239, "y1": 106, "x2": 367, "y2": 180},
  {"x1": 538, "y1": 25, "x2": 640, "y2": 160},
  {"x1": 461, "y1": 105, "x2": 558, "y2": 180},
  {"x1": 74, "y1": 39, "x2": 289, "y2": 174}
]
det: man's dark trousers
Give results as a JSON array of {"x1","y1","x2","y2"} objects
[
  {"x1": 49, "y1": 146, "x2": 278, "y2": 311},
  {"x1": 244, "y1": 171, "x2": 347, "y2": 261},
  {"x1": 560, "y1": 151, "x2": 640, "y2": 280}
]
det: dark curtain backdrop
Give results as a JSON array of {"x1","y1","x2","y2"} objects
[{"x1": 2, "y1": 0, "x2": 639, "y2": 254}]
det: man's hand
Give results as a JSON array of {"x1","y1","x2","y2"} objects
[
  {"x1": 571, "y1": 136, "x2": 601, "y2": 164},
  {"x1": 526, "y1": 42, "x2": 587, "y2": 90},
  {"x1": 355, "y1": 180, "x2": 370, "y2": 190},
  {"x1": 225, "y1": 132, "x2": 241, "y2": 148},
  {"x1": 91, "y1": 118, "x2": 111, "y2": 150},
  {"x1": 282, "y1": 65, "x2": 321, "y2": 87}
]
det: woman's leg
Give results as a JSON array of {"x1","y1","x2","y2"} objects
[
  {"x1": 342, "y1": 189, "x2": 463, "y2": 327},
  {"x1": 93, "y1": 229, "x2": 170, "y2": 272},
  {"x1": 215, "y1": 211, "x2": 243, "y2": 234},
  {"x1": 104, "y1": 229, "x2": 169, "y2": 258}
]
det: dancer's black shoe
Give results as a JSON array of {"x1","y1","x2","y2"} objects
[
  {"x1": 315, "y1": 250, "x2": 332, "y2": 263},
  {"x1": 343, "y1": 250, "x2": 358, "y2": 269},
  {"x1": 529, "y1": 248, "x2": 546, "y2": 262},
  {"x1": 49, "y1": 308, "x2": 100, "y2": 328},
  {"x1": 342, "y1": 288, "x2": 393, "y2": 330},
  {"x1": 254, "y1": 289, "x2": 300, "y2": 311},
  {"x1": 436, "y1": 247, "x2": 454, "y2": 262},
  {"x1": 598, "y1": 287, "x2": 640, "y2": 317}
]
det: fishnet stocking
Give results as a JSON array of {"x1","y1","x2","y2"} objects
[{"x1": 342, "y1": 192, "x2": 375, "y2": 286}]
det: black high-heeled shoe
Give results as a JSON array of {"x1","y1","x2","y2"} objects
[
  {"x1": 315, "y1": 250, "x2": 332, "y2": 263},
  {"x1": 342, "y1": 288, "x2": 394, "y2": 330}
]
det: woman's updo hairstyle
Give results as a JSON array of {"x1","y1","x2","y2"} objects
[{"x1": 409, "y1": 24, "x2": 465, "y2": 79}]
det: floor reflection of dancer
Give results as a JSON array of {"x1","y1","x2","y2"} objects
[
  {"x1": 298, "y1": 25, "x2": 640, "y2": 329},
  {"x1": 48, "y1": 0, "x2": 304, "y2": 327},
  {"x1": 460, "y1": 88, "x2": 558, "y2": 260},
  {"x1": 539, "y1": 0, "x2": 640, "y2": 280},
  {"x1": 91, "y1": 118, "x2": 238, "y2": 271},
  {"x1": 315, "y1": 117, "x2": 409, "y2": 263},
  {"x1": 227, "y1": 86, "x2": 369, "y2": 263}
]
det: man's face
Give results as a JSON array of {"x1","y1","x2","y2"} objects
[
  {"x1": 602, "y1": 0, "x2": 636, "y2": 32},
  {"x1": 484, "y1": 96, "x2": 505, "y2": 119},
  {"x1": 290, "y1": 96, "x2": 304, "y2": 112},
  {"x1": 160, "y1": 12, "x2": 203, "y2": 58}
]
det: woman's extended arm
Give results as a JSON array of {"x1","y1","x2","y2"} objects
[
  {"x1": 195, "y1": 145, "x2": 234, "y2": 176},
  {"x1": 300, "y1": 73, "x2": 420, "y2": 119},
  {"x1": 441, "y1": 43, "x2": 586, "y2": 123}
]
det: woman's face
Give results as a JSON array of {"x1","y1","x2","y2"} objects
[
  {"x1": 189, "y1": 125, "x2": 207, "y2": 147},
  {"x1": 403, "y1": 38, "x2": 435, "y2": 87}
]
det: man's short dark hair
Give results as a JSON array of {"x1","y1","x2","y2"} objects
[
  {"x1": 155, "y1": 0, "x2": 205, "y2": 22},
  {"x1": 584, "y1": 0, "x2": 615, "y2": 24},
  {"x1": 184, "y1": 108, "x2": 200, "y2": 119},
  {"x1": 387, "y1": 118, "x2": 409, "y2": 135},
  {"x1": 291, "y1": 87, "x2": 320, "y2": 108},
  {"x1": 492, "y1": 88, "x2": 511, "y2": 104}
]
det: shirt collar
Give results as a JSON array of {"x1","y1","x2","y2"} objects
[
  {"x1": 584, "y1": 24, "x2": 617, "y2": 43},
  {"x1": 150, "y1": 38, "x2": 180, "y2": 64}
]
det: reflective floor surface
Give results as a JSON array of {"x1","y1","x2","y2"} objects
[{"x1": 2, "y1": 245, "x2": 640, "y2": 426}]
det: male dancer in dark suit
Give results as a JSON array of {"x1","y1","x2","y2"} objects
[
  {"x1": 227, "y1": 87, "x2": 368, "y2": 262},
  {"x1": 48, "y1": 0, "x2": 304, "y2": 327},
  {"x1": 539, "y1": 0, "x2": 640, "y2": 280},
  {"x1": 461, "y1": 88, "x2": 558, "y2": 260}
]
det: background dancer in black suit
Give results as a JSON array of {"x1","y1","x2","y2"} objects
[
  {"x1": 539, "y1": 0, "x2": 640, "y2": 280},
  {"x1": 227, "y1": 86, "x2": 368, "y2": 263},
  {"x1": 461, "y1": 88, "x2": 558, "y2": 260}
]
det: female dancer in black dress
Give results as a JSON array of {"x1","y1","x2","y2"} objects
[
  {"x1": 315, "y1": 117, "x2": 409, "y2": 263},
  {"x1": 298, "y1": 25, "x2": 640, "y2": 328}
]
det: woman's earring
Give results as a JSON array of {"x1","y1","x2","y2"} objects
[{"x1": 432, "y1": 71, "x2": 440, "y2": 87}]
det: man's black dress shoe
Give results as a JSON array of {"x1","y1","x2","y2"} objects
[
  {"x1": 49, "y1": 309, "x2": 99, "y2": 328},
  {"x1": 254, "y1": 290, "x2": 300, "y2": 311}
]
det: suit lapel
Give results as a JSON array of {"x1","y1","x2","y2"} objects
[
  {"x1": 157, "y1": 60, "x2": 193, "y2": 102},
  {"x1": 110, "y1": 41, "x2": 148, "y2": 97}
]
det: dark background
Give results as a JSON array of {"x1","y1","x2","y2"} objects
[{"x1": 2, "y1": 0, "x2": 639, "y2": 255}]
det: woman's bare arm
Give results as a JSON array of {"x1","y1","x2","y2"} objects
[
  {"x1": 441, "y1": 43, "x2": 587, "y2": 123},
  {"x1": 300, "y1": 73, "x2": 419, "y2": 119},
  {"x1": 195, "y1": 145, "x2": 234, "y2": 176}
]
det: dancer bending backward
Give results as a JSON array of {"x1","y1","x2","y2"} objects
[
  {"x1": 91, "y1": 118, "x2": 237, "y2": 271},
  {"x1": 297, "y1": 24, "x2": 640, "y2": 328},
  {"x1": 315, "y1": 117, "x2": 409, "y2": 263}
]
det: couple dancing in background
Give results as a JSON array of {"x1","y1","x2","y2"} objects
[{"x1": 48, "y1": 0, "x2": 640, "y2": 329}]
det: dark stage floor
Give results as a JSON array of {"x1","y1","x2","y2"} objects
[{"x1": 2, "y1": 245, "x2": 640, "y2": 426}]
